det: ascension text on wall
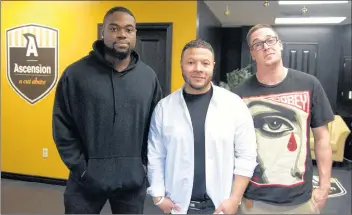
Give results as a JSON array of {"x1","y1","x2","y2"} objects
[{"x1": 6, "y1": 24, "x2": 59, "y2": 104}]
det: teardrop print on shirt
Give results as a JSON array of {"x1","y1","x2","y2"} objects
[
  {"x1": 243, "y1": 91, "x2": 310, "y2": 186},
  {"x1": 287, "y1": 132, "x2": 297, "y2": 152}
]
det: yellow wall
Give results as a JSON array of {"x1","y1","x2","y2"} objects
[{"x1": 1, "y1": 1, "x2": 197, "y2": 179}]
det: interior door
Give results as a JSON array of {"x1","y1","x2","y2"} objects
[
  {"x1": 135, "y1": 28, "x2": 169, "y2": 96},
  {"x1": 282, "y1": 43, "x2": 318, "y2": 76}
]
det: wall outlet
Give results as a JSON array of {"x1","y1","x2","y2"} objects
[{"x1": 43, "y1": 148, "x2": 48, "y2": 158}]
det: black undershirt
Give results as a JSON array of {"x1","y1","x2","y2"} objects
[{"x1": 183, "y1": 86, "x2": 213, "y2": 201}]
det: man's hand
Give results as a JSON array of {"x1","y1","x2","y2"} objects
[
  {"x1": 216, "y1": 174, "x2": 249, "y2": 214},
  {"x1": 312, "y1": 187, "x2": 329, "y2": 211},
  {"x1": 213, "y1": 198, "x2": 239, "y2": 214},
  {"x1": 153, "y1": 197, "x2": 181, "y2": 214}
]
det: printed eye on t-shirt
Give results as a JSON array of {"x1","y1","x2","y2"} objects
[
  {"x1": 242, "y1": 91, "x2": 310, "y2": 187},
  {"x1": 233, "y1": 68, "x2": 335, "y2": 205}
]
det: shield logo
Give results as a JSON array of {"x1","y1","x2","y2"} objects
[{"x1": 6, "y1": 23, "x2": 59, "y2": 104}]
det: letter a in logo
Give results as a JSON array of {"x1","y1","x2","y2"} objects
[{"x1": 24, "y1": 33, "x2": 39, "y2": 57}]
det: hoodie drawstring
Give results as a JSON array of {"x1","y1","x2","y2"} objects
[{"x1": 110, "y1": 70, "x2": 117, "y2": 124}]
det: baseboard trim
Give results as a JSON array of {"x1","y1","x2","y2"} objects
[{"x1": 1, "y1": 172, "x2": 67, "y2": 186}]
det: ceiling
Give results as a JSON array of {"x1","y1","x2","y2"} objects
[{"x1": 205, "y1": 1, "x2": 352, "y2": 27}]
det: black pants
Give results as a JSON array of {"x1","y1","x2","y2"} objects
[
  {"x1": 187, "y1": 207, "x2": 215, "y2": 214},
  {"x1": 187, "y1": 200, "x2": 215, "y2": 214},
  {"x1": 63, "y1": 175, "x2": 146, "y2": 214}
]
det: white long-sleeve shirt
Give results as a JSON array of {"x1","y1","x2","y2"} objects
[{"x1": 147, "y1": 85, "x2": 258, "y2": 214}]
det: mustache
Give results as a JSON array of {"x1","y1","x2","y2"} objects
[
  {"x1": 190, "y1": 75, "x2": 205, "y2": 79},
  {"x1": 187, "y1": 70, "x2": 205, "y2": 74},
  {"x1": 113, "y1": 41, "x2": 130, "y2": 46},
  {"x1": 107, "y1": 41, "x2": 130, "y2": 49}
]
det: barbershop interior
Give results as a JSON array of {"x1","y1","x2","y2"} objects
[{"x1": 1, "y1": 1, "x2": 352, "y2": 214}]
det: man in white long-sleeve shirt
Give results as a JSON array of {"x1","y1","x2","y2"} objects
[{"x1": 147, "y1": 39, "x2": 258, "y2": 214}]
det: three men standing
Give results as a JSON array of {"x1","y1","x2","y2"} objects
[{"x1": 53, "y1": 5, "x2": 332, "y2": 214}]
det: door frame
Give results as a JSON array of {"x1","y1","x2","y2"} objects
[{"x1": 97, "y1": 22, "x2": 173, "y2": 95}]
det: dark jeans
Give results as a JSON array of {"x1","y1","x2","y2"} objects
[{"x1": 63, "y1": 174, "x2": 146, "y2": 214}]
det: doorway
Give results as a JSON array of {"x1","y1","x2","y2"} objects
[
  {"x1": 97, "y1": 23, "x2": 172, "y2": 97},
  {"x1": 135, "y1": 23, "x2": 172, "y2": 97}
]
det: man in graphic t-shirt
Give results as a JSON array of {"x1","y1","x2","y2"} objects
[{"x1": 233, "y1": 24, "x2": 334, "y2": 214}]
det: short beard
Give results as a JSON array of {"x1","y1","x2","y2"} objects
[
  {"x1": 104, "y1": 44, "x2": 130, "y2": 60},
  {"x1": 182, "y1": 73, "x2": 212, "y2": 91}
]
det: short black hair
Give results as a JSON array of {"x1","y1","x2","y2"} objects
[
  {"x1": 181, "y1": 39, "x2": 214, "y2": 58},
  {"x1": 246, "y1": 24, "x2": 279, "y2": 46},
  {"x1": 104, "y1": 6, "x2": 136, "y2": 21}
]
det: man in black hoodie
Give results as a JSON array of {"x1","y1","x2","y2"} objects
[{"x1": 52, "y1": 6, "x2": 163, "y2": 214}]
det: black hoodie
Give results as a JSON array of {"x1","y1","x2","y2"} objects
[{"x1": 52, "y1": 40, "x2": 163, "y2": 194}]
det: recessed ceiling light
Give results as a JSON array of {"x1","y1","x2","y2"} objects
[
  {"x1": 278, "y1": 1, "x2": 348, "y2": 5},
  {"x1": 275, "y1": 17, "x2": 347, "y2": 24}
]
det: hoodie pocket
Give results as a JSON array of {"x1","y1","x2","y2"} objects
[
  {"x1": 82, "y1": 157, "x2": 146, "y2": 193},
  {"x1": 76, "y1": 159, "x2": 109, "y2": 194},
  {"x1": 119, "y1": 157, "x2": 146, "y2": 192},
  {"x1": 79, "y1": 169, "x2": 107, "y2": 195}
]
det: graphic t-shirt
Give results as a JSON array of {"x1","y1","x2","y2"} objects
[{"x1": 233, "y1": 69, "x2": 334, "y2": 205}]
